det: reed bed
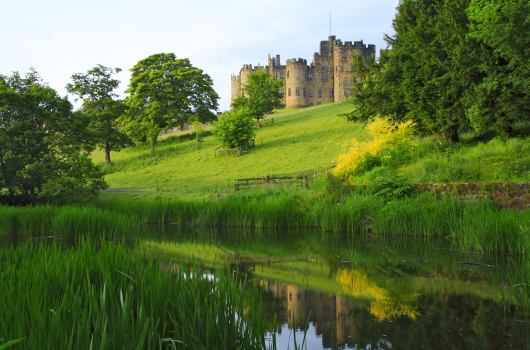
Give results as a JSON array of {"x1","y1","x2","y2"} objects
[
  {"x1": 0, "y1": 205, "x2": 138, "y2": 238},
  {"x1": 2, "y1": 193, "x2": 529, "y2": 253},
  {"x1": 0, "y1": 239, "x2": 268, "y2": 349}
]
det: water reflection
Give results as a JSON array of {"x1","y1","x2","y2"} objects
[{"x1": 138, "y1": 226, "x2": 529, "y2": 350}]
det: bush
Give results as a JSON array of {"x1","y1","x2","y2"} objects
[{"x1": 212, "y1": 108, "x2": 256, "y2": 149}]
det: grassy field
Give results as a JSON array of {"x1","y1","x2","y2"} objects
[
  {"x1": 92, "y1": 101, "x2": 530, "y2": 201},
  {"x1": 93, "y1": 101, "x2": 368, "y2": 200}
]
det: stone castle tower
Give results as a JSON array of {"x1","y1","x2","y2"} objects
[{"x1": 231, "y1": 35, "x2": 375, "y2": 109}]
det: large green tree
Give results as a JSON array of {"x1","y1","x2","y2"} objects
[
  {"x1": 463, "y1": 0, "x2": 530, "y2": 139},
  {"x1": 0, "y1": 69, "x2": 106, "y2": 206},
  {"x1": 66, "y1": 64, "x2": 132, "y2": 166},
  {"x1": 231, "y1": 69, "x2": 285, "y2": 126},
  {"x1": 121, "y1": 53, "x2": 219, "y2": 150}
]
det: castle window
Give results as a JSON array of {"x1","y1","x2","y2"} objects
[
  {"x1": 281, "y1": 90, "x2": 284, "y2": 97},
  {"x1": 322, "y1": 63, "x2": 327, "y2": 67},
  {"x1": 345, "y1": 89, "x2": 349, "y2": 96},
  {"x1": 288, "y1": 88, "x2": 291, "y2": 96},
  {"x1": 317, "y1": 102, "x2": 321, "y2": 105},
  {"x1": 342, "y1": 53, "x2": 347, "y2": 58},
  {"x1": 322, "y1": 74, "x2": 327, "y2": 80},
  {"x1": 287, "y1": 71, "x2": 289, "y2": 78},
  {"x1": 329, "y1": 89, "x2": 333, "y2": 97},
  {"x1": 280, "y1": 73, "x2": 284, "y2": 78},
  {"x1": 318, "y1": 89, "x2": 322, "y2": 97},
  {"x1": 308, "y1": 73, "x2": 312, "y2": 79},
  {"x1": 309, "y1": 90, "x2": 313, "y2": 97},
  {"x1": 303, "y1": 89, "x2": 306, "y2": 97},
  {"x1": 341, "y1": 66, "x2": 344, "y2": 72},
  {"x1": 344, "y1": 79, "x2": 348, "y2": 86},
  {"x1": 296, "y1": 87, "x2": 300, "y2": 96}
]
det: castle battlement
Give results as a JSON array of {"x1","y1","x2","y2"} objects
[
  {"x1": 286, "y1": 58, "x2": 308, "y2": 66},
  {"x1": 231, "y1": 35, "x2": 375, "y2": 108}
]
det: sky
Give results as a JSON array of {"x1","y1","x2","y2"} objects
[{"x1": 1, "y1": 0, "x2": 399, "y2": 112}]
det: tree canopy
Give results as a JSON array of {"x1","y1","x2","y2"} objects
[
  {"x1": 121, "y1": 53, "x2": 219, "y2": 149},
  {"x1": 231, "y1": 69, "x2": 285, "y2": 125},
  {"x1": 0, "y1": 69, "x2": 106, "y2": 206},
  {"x1": 66, "y1": 64, "x2": 132, "y2": 166},
  {"x1": 346, "y1": 0, "x2": 530, "y2": 142}
]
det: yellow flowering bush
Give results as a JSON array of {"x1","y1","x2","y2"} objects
[{"x1": 334, "y1": 119, "x2": 417, "y2": 177}]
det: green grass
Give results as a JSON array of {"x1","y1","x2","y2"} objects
[
  {"x1": 92, "y1": 101, "x2": 368, "y2": 200},
  {"x1": 0, "y1": 239, "x2": 269, "y2": 349},
  {"x1": 393, "y1": 132, "x2": 530, "y2": 184}
]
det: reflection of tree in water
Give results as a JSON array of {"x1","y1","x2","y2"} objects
[
  {"x1": 336, "y1": 268, "x2": 419, "y2": 322},
  {"x1": 351, "y1": 293, "x2": 529, "y2": 350}
]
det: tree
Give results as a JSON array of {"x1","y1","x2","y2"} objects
[
  {"x1": 0, "y1": 69, "x2": 107, "y2": 206},
  {"x1": 347, "y1": 0, "x2": 471, "y2": 143},
  {"x1": 66, "y1": 64, "x2": 133, "y2": 166},
  {"x1": 231, "y1": 69, "x2": 284, "y2": 125},
  {"x1": 212, "y1": 108, "x2": 256, "y2": 149},
  {"x1": 462, "y1": 0, "x2": 530, "y2": 139},
  {"x1": 121, "y1": 53, "x2": 219, "y2": 150}
]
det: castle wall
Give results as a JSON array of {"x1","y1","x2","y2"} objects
[{"x1": 231, "y1": 36, "x2": 376, "y2": 109}]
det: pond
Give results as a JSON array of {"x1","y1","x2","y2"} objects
[
  {"x1": 2, "y1": 226, "x2": 529, "y2": 349},
  {"x1": 137, "y1": 226, "x2": 530, "y2": 350}
]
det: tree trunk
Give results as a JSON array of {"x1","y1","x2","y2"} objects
[{"x1": 104, "y1": 140, "x2": 112, "y2": 166}]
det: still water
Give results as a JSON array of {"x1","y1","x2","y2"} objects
[
  {"x1": 3, "y1": 226, "x2": 529, "y2": 349},
  {"x1": 139, "y1": 226, "x2": 529, "y2": 350}
]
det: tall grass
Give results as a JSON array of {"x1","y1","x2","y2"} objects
[
  {"x1": 3, "y1": 191, "x2": 529, "y2": 253},
  {"x1": 0, "y1": 239, "x2": 268, "y2": 349},
  {"x1": 0, "y1": 206, "x2": 138, "y2": 238}
]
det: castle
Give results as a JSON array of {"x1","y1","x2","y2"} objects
[{"x1": 231, "y1": 35, "x2": 376, "y2": 109}]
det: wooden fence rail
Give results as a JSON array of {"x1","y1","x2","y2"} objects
[{"x1": 210, "y1": 166, "x2": 336, "y2": 200}]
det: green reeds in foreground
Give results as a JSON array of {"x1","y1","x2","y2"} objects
[{"x1": 0, "y1": 240, "x2": 267, "y2": 349}]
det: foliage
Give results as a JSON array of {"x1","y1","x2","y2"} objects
[
  {"x1": 231, "y1": 69, "x2": 285, "y2": 124},
  {"x1": 334, "y1": 119, "x2": 416, "y2": 177},
  {"x1": 212, "y1": 108, "x2": 256, "y2": 149},
  {"x1": 0, "y1": 69, "x2": 106, "y2": 206},
  {"x1": 66, "y1": 64, "x2": 133, "y2": 166},
  {"x1": 346, "y1": 0, "x2": 530, "y2": 142},
  {"x1": 121, "y1": 53, "x2": 219, "y2": 150},
  {"x1": 0, "y1": 240, "x2": 268, "y2": 349},
  {"x1": 368, "y1": 168, "x2": 416, "y2": 199},
  {"x1": 463, "y1": 0, "x2": 530, "y2": 140}
]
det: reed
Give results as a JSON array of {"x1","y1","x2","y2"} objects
[
  {"x1": 2, "y1": 192, "x2": 529, "y2": 253},
  {"x1": 0, "y1": 205, "x2": 137, "y2": 238},
  {"x1": 0, "y1": 239, "x2": 268, "y2": 349}
]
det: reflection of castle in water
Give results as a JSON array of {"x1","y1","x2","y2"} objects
[{"x1": 261, "y1": 280, "x2": 359, "y2": 349}]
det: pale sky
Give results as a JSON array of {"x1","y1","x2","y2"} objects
[{"x1": 1, "y1": 0, "x2": 398, "y2": 112}]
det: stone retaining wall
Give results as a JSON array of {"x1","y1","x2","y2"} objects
[{"x1": 414, "y1": 182, "x2": 530, "y2": 210}]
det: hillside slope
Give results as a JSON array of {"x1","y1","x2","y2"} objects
[{"x1": 93, "y1": 101, "x2": 368, "y2": 200}]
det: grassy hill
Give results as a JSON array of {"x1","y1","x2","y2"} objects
[
  {"x1": 93, "y1": 100, "x2": 530, "y2": 201},
  {"x1": 93, "y1": 100, "x2": 368, "y2": 200}
]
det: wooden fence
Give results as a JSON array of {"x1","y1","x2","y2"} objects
[{"x1": 210, "y1": 166, "x2": 336, "y2": 201}]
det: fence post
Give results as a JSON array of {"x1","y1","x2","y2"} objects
[
  {"x1": 261, "y1": 138, "x2": 263, "y2": 146},
  {"x1": 272, "y1": 118, "x2": 274, "y2": 124},
  {"x1": 235, "y1": 183, "x2": 239, "y2": 192},
  {"x1": 238, "y1": 148, "x2": 240, "y2": 157}
]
